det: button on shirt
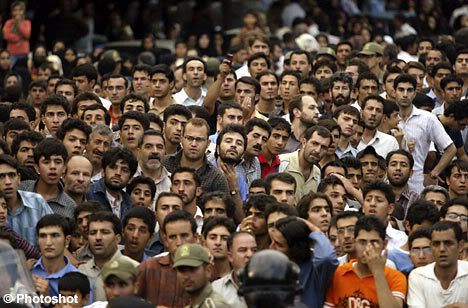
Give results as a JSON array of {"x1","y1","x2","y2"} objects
[
  {"x1": 212, "y1": 271, "x2": 247, "y2": 308},
  {"x1": 173, "y1": 88, "x2": 207, "y2": 107},
  {"x1": 106, "y1": 190, "x2": 122, "y2": 218},
  {"x1": 357, "y1": 131, "x2": 399, "y2": 159},
  {"x1": 31, "y1": 257, "x2": 79, "y2": 297}
]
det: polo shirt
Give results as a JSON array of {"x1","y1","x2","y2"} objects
[
  {"x1": 357, "y1": 130, "x2": 399, "y2": 159},
  {"x1": 31, "y1": 257, "x2": 79, "y2": 297},
  {"x1": 173, "y1": 87, "x2": 207, "y2": 107},
  {"x1": 258, "y1": 153, "x2": 280, "y2": 179}
]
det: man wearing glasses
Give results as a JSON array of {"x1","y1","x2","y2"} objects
[{"x1": 439, "y1": 198, "x2": 468, "y2": 237}]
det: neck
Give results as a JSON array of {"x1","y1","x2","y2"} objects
[
  {"x1": 319, "y1": 154, "x2": 335, "y2": 168},
  {"x1": 243, "y1": 154, "x2": 253, "y2": 164},
  {"x1": 92, "y1": 166, "x2": 102, "y2": 177},
  {"x1": 434, "y1": 263, "x2": 458, "y2": 288},
  {"x1": 106, "y1": 187, "x2": 121, "y2": 199},
  {"x1": 66, "y1": 190, "x2": 85, "y2": 205},
  {"x1": 6, "y1": 194, "x2": 20, "y2": 213},
  {"x1": 292, "y1": 120, "x2": 305, "y2": 140},
  {"x1": 438, "y1": 115, "x2": 449, "y2": 126},
  {"x1": 392, "y1": 184, "x2": 406, "y2": 200},
  {"x1": 434, "y1": 88, "x2": 444, "y2": 100},
  {"x1": 261, "y1": 148, "x2": 273, "y2": 161},
  {"x1": 180, "y1": 155, "x2": 204, "y2": 170},
  {"x1": 282, "y1": 99, "x2": 291, "y2": 113},
  {"x1": 348, "y1": 251, "x2": 357, "y2": 260},
  {"x1": 362, "y1": 127, "x2": 377, "y2": 143},
  {"x1": 378, "y1": 123, "x2": 391, "y2": 134},
  {"x1": 94, "y1": 248, "x2": 117, "y2": 268},
  {"x1": 185, "y1": 86, "x2": 202, "y2": 100},
  {"x1": 153, "y1": 94, "x2": 172, "y2": 108},
  {"x1": 298, "y1": 150, "x2": 312, "y2": 175},
  {"x1": 165, "y1": 141, "x2": 179, "y2": 155},
  {"x1": 337, "y1": 135, "x2": 351, "y2": 151},
  {"x1": 111, "y1": 104, "x2": 121, "y2": 115},
  {"x1": 185, "y1": 202, "x2": 197, "y2": 216},
  {"x1": 189, "y1": 287, "x2": 208, "y2": 306},
  {"x1": 36, "y1": 180, "x2": 60, "y2": 199},
  {"x1": 399, "y1": 105, "x2": 413, "y2": 121},
  {"x1": 42, "y1": 256, "x2": 67, "y2": 274},
  {"x1": 354, "y1": 261, "x2": 372, "y2": 277},
  {"x1": 140, "y1": 164, "x2": 162, "y2": 180},
  {"x1": 257, "y1": 99, "x2": 275, "y2": 114},
  {"x1": 214, "y1": 258, "x2": 231, "y2": 277},
  {"x1": 123, "y1": 247, "x2": 144, "y2": 263}
]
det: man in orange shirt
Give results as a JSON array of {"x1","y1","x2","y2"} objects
[{"x1": 324, "y1": 215, "x2": 407, "y2": 308}]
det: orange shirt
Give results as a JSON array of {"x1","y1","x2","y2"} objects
[{"x1": 324, "y1": 259, "x2": 407, "y2": 308}]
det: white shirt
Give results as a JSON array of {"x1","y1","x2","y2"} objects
[
  {"x1": 338, "y1": 254, "x2": 396, "y2": 268},
  {"x1": 106, "y1": 190, "x2": 122, "y2": 218},
  {"x1": 407, "y1": 261, "x2": 468, "y2": 308},
  {"x1": 99, "y1": 97, "x2": 112, "y2": 110},
  {"x1": 84, "y1": 301, "x2": 107, "y2": 308},
  {"x1": 212, "y1": 271, "x2": 247, "y2": 308},
  {"x1": 195, "y1": 206, "x2": 204, "y2": 235},
  {"x1": 173, "y1": 87, "x2": 207, "y2": 107},
  {"x1": 357, "y1": 130, "x2": 399, "y2": 159},
  {"x1": 235, "y1": 63, "x2": 250, "y2": 79},
  {"x1": 386, "y1": 223, "x2": 407, "y2": 251}
]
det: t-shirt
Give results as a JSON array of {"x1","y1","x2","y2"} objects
[{"x1": 324, "y1": 260, "x2": 407, "y2": 308}]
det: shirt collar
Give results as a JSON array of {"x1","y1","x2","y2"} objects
[{"x1": 33, "y1": 257, "x2": 75, "y2": 278}]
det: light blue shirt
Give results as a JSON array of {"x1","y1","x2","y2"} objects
[
  {"x1": 31, "y1": 257, "x2": 79, "y2": 297},
  {"x1": 207, "y1": 155, "x2": 248, "y2": 201}
]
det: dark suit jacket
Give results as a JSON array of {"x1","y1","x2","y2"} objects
[{"x1": 85, "y1": 178, "x2": 132, "y2": 218}]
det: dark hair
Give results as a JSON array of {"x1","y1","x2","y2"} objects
[
  {"x1": 312, "y1": 59, "x2": 337, "y2": 75},
  {"x1": 406, "y1": 199, "x2": 439, "y2": 229},
  {"x1": 71, "y1": 92, "x2": 101, "y2": 116},
  {"x1": 56, "y1": 118, "x2": 92, "y2": 142},
  {"x1": 354, "y1": 215, "x2": 386, "y2": 241},
  {"x1": 290, "y1": 49, "x2": 311, "y2": 64},
  {"x1": 356, "y1": 71, "x2": 379, "y2": 90},
  {"x1": 383, "y1": 66, "x2": 403, "y2": 84},
  {"x1": 119, "y1": 93, "x2": 150, "y2": 113},
  {"x1": 119, "y1": 111, "x2": 151, "y2": 134},
  {"x1": 11, "y1": 131, "x2": 44, "y2": 157},
  {"x1": 340, "y1": 156, "x2": 362, "y2": 170},
  {"x1": 330, "y1": 72, "x2": 353, "y2": 90},
  {"x1": 439, "y1": 197, "x2": 468, "y2": 219},
  {"x1": 182, "y1": 57, "x2": 207, "y2": 74},
  {"x1": 28, "y1": 79, "x2": 47, "y2": 91},
  {"x1": 108, "y1": 74, "x2": 129, "y2": 89},
  {"x1": 274, "y1": 217, "x2": 311, "y2": 263},
  {"x1": 322, "y1": 160, "x2": 347, "y2": 178},
  {"x1": 317, "y1": 176, "x2": 345, "y2": 193},
  {"x1": 444, "y1": 159, "x2": 468, "y2": 179},
  {"x1": 131, "y1": 64, "x2": 152, "y2": 77},
  {"x1": 40, "y1": 94, "x2": 70, "y2": 116},
  {"x1": 335, "y1": 211, "x2": 364, "y2": 226},
  {"x1": 440, "y1": 75, "x2": 464, "y2": 91},
  {"x1": 201, "y1": 216, "x2": 236, "y2": 238},
  {"x1": 0, "y1": 154, "x2": 19, "y2": 170},
  {"x1": 245, "y1": 193, "x2": 277, "y2": 213},
  {"x1": 201, "y1": 191, "x2": 236, "y2": 219},
  {"x1": 346, "y1": 58, "x2": 370, "y2": 76},
  {"x1": 302, "y1": 125, "x2": 332, "y2": 145},
  {"x1": 362, "y1": 95, "x2": 385, "y2": 110},
  {"x1": 188, "y1": 105, "x2": 211, "y2": 123},
  {"x1": 36, "y1": 214, "x2": 72, "y2": 236},
  {"x1": 150, "y1": 64, "x2": 175, "y2": 83},
  {"x1": 171, "y1": 166, "x2": 201, "y2": 187},
  {"x1": 386, "y1": 149, "x2": 415, "y2": 170},
  {"x1": 34, "y1": 138, "x2": 68, "y2": 164},
  {"x1": 155, "y1": 192, "x2": 184, "y2": 210},
  {"x1": 216, "y1": 124, "x2": 247, "y2": 151},
  {"x1": 87, "y1": 211, "x2": 122, "y2": 236},
  {"x1": 333, "y1": 105, "x2": 360, "y2": 120},
  {"x1": 55, "y1": 79, "x2": 78, "y2": 96},
  {"x1": 163, "y1": 104, "x2": 192, "y2": 122},
  {"x1": 248, "y1": 53, "x2": 271, "y2": 69},
  {"x1": 101, "y1": 147, "x2": 138, "y2": 177},
  {"x1": 218, "y1": 102, "x2": 243, "y2": 117},
  {"x1": 162, "y1": 210, "x2": 197, "y2": 235},
  {"x1": 255, "y1": 70, "x2": 278, "y2": 84},
  {"x1": 73, "y1": 201, "x2": 101, "y2": 222},
  {"x1": 297, "y1": 192, "x2": 333, "y2": 218},
  {"x1": 429, "y1": 62, "x2": 453, "y2": 78},
  {"x1": 403, "y1": 61, "x2": 426, "y2": 75},
  {"x1": 249, "y1": 178, "x2": 266, "y2": 190},
  {"x1": 10, "y1": 102, "x2": 36, "y2": 122},
  {"x1": 264, "y1": 202, "x2": 298, "y2": 221},
  {"x1": 393, "y1": 74, "x2": 417, "y2": 90},
  {"x1": 3, "y1": 118, "x2": 30, "y2": 139},
  {"x1": 71, "y1": 64, "x2": 98, "y2": 82},
  {"x1": 146, "y1": 113, "x2": 164, "y2": 131},
  {"x1": 267, "y1": 117, "x2": 291, "y2": 136},
  {"x1": 444, "y1": 100, "x2": 468, "y2": 120},
  {"x1": 299, "y1": 77, "x2": 321, "y2": 93},
  {"x1": 245, "y1": 118, "x2": 272, "y2": 136},
  {"x1": 235, "y1": 77, "x2": 261, "y2": 95},
  {"x1": 280, "y1": 70, "x2": 301, "y2": 84},
  {"x1": 58, "y1": 272, "x2": 91, "y2": 297},
  {"x1": 122, "y1": 206, "x2": 156, "y2": 236},
  {"x1": 408, "y1": 228, "x2": 432, "y2": 249},
  {"x1": 362, "y1": 181, "x2": 395, "y2": 204},
  {"x1": 265, "y1": 172, "x2": 296, "y2": 194},
  {"x1": 81, "y1": 104, "x2": 111, "y2": 126},
  {"x1": 431, "y1": 221, "x2": 463, "y2": 242},
  {"x1": 126, "y1": 176, "x2": 156, "y2": 201}
]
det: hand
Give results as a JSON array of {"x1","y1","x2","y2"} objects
[
  {"x1": 32, "y1": 275, "x2": 49, "y2": 296},
  {"x1": 364, "y1": 243, "x2": 386, "y2": 275},
  {"x1": 240, "y1": 215, "x2": 255, "y2": 234},
  {"x1": 241, "y1": 97, "x2": 254, "y2": 121},
  {"x1": 297, "y1": 217, "x2": 321, "y2": 233},
  {"x1": 331, "y1": 173, "x2": 363, "y2": 204},
  {"x1": 218, "y1": 160, "x2": 238, "y2": 190},
  {"x1": 219, "y1": 62, "x2": 231, "y2": 78},
  {"x1": 392, "y1": 128, "x2": 404, "y2": 146},
  {"x1": 26, "y1": 258, "x2": 37, "y2": 270}
]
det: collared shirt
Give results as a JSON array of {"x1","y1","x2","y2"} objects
[
  {"x1": 398, "y1": 106, "x2": 453, "y2": 193},
  {"x1": 173, "y1": 87, "x2": 207, "y2": 107},
  {"x1": 1, "y1": 225, "x2": 40, "y2": 259},
  {"x1": 18, "y1": 180, "x2": 76, "y2": 219},
  {"x1": 235, "y1": 63, "x2": 250, "y2": 79},
  {"x1": 392, "y1": 187, "x2": 420, "y2": 221},
  {"x1": 336, "y1": 143, "x2": 357, "y2": 159},
  {"x1": 136, "y1": 254, "x2": 190, "y2": 307},
  {"x1": 357, "y1": 130, "x2": 399, "y2": 159},
  {"x1": 279, "y1": 150, "x2": 321, "y2": 200},
  {"x1": 145, "y1": 230, "x2": 165, "y2": 257},
  {"x1": 407, "y1": 261, "x2": 468, "y2": 308},
  {"x1": 207, "y1": 154, "x2": 248, "y2": 201},
  {"x1": 213, "y1": 271, "x2": 247, "y2": 308},
  {"x1": 236, "y1": 157, "x2": 261, "y2": 188},
  {"x1": 258, "y1": 153, "x2": 280, "y2": 179},
  {"x1": 105, "y1": 189, "x2": 122, "y2": 218},
  {"x1": 32, "y1": 257, "x2": 78, "y2": 297},
  {"x1": 386, "y1": 222, "x2": 408, "y2": 250},
  {"x1": 283, "y1": 134, "x2": 301, "y2": 154},
  {"x1": 7, "y1": 191, "x2": 54, "y2": 245},
  {"x1": 426, "y1": 88, "x2": 443, "y2": 109},
  {"x1": 134, "y1": 165, "x2": 172, "y2": 210},
  {"x1": 195, "y1": 206, "x2": 204, "y2": 235},
  {"x1": 185, "y1": 283, "x2": 229, "y2": 308}
]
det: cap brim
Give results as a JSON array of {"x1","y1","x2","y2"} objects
[
  {"x1": 103, "y1": 272, "x2": 135, "y2": 282},
  {"x1": 173, "y1": 259, "x2": 205, "y2": 268},
  {"x1": 359, "y1": 51, "x2": 376, "y2": 56}
]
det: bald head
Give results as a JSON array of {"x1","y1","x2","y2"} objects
[{"x1": 64, "y1": 156, "x2": 93, "y2": 198}]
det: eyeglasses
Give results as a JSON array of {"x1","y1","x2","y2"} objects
[
  {"x1": 184, "y1": 135, "x2": 207, "y2": 144},
  {"x1": 337, "y1": 225, "x2": 355, "y2": 235},
  {"x1": 409, "y1": 247, "x2": 432, "y2": 256},
  {"x1": 446, "y1": 212, "x2": 468, "y2": 222}
]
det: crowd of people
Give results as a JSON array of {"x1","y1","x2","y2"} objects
[{"x1": 0, "y1": 0, "x2": 467, "y2": 307}]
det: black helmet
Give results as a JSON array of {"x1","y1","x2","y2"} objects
[{"x1": 238, "y1": 250, "x2": 302, "y2": 308}]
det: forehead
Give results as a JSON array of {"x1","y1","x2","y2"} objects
[
  {"x1": 396, "y1": 82, "x2": 414, "y2": 89},
  {"x1": 165, "y1": 220, "x2": 192, "y2": 233},
  {"x1": 248, "y1": 125, "x2": 269, "y2": 136},
  {"x1": 40, "y1": 154, "x2": 64, "y2": 162},
  {"x1": 360, "y1": 154, "x2": 378, "y2": 162},
  {"x1": 252, "y1": 39, "x2": 268, "y2": 46},
  {"x1": 133, "y1": 70, "x2": 149, "y2": 77},
  {"x1": 185, "y1": 123, "x2": 208, "y2": 135},
  {"x1": 281, "y1": 75, "x2": 299, "y2": 83},
  {"x1": 310, "y1": 197, "x2": 329, "y2": 206},
  {"x1": 173, "y1": 171, "x2": 195, "y2": 182},
  {"x1": 355, "y1": 229, "x2": 382, "y2": 240},
  {"x1": 407, "y1": 67, "x2": 425, "y2": 74},
  {"x1": 365, "y1": 189, "x2": 387, "y2": 199},
  {"x1": 143, "y1": 134, "x2": 164, "y2": 144},
  {"x1": 57, "y1": 84, "x2": 74, "y2": 90},
  {"x1": 338, "y1": 112, "x2": 358, "y2": 120},
  {"x1": 447, "y1": 204, "x2": 468, "y2": 214},
  {"x1": 336, "y1": 216, "x2": 358, "y2": 227},
  {"x1": 365, "y1": 99, "x2": 383, "y2": 108},
  {"x1": 223, "y1": 108, "x2": 243, "y2": 115},
  {"x1": 124, "y1": 99, "x2": 145, "y2": 106},
  {"x1": 221, "y1": 131, "x2": 244, "y2": 141},
  {"x1": 435, "y1": 68, "x2": 451, "y2": 75},
  {"x1": 133, "y1": 183, "x2": 152, "y2": 191},
  {"x1": 291, "y1": 53, "x2": 308, "y2": 61},
  {"x1": 236, "y1": 81, "x2": 255, "y2": 91},
  {"x1": 38, "y1": 225, "x2": 63, "y2": 234},
  {"x1": 259, "y1": 74, "x2": 276, "y2": 82},
  {"x1": 122, "y1": 118, "x2": 143, "y2": 126},
  {"x1": 389, "y1": 154, "x2": 410, "y2": 164},
  {"x1": 207, "y1": 225, "x2": 230, "y2": 236},
  {"x1": 45, "y1": 104, "x2": 66, "y2": 112},
  {"x1": 205, "y1": 199, "x2": 226, "y2": 208},
  {"x1": 158, "y1": 196, "x2": 183, "y2": 207},
  {"x1": 456, "y1": 53, "x2": 468, "y2": 60},
  {"x1": 302, "y1": 96, "x2": 317, "y2": 106},
  {"x1": 89, "y1": 220, "x2": 114, "y2": 230},
  {"x1": 360, "y1": 79, "x2": 378, "y2": 87},
  {"x1": 427, "y1": 50, "x2": 442, "y2": 56},
  {"x1": 186, "y1": 60, "x2": 204, "y2": 69},
  {"x1": 271, "y1": 179, "x2": 294, "y2": 189},
  {"x1": 232, "y1": 233, "x2": 256, "y2": 247},
  {"x1": 67, "y1": 157, "x2": 92, "y2": 169},
  {"x1": 450, "y1": 166, "x2": 468, "y2": 175},
  {"x1": 431, "y1": 229, "x2": 457, "y2": 241},
  {"x1": 325, "y1": 184, "x2": 345, "y2": 193},
  {"x1": 108, "y1": 78, "x2": 126, "y2": 85}
]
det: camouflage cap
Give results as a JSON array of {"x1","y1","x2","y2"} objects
[
  {"x1": 316, "y1": 47, "x2": 336, "y2": 59},
  {"x1": 173, "y1": 243, "x2": 210, "y2": 268},
  {"x1": 102, "y1": 257, "x2": 137, "y2": 282},
  {"x1": 359, "y1": 42, "x2": 384, "y2": 56}
]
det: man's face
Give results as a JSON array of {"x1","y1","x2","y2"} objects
[
  {"x1": 269, "y1": 179, "x2": 295, "y2": 206},
  {"x1": 407, "y1": 68, "x2": 425, "y2": 92},
  {"x1": 431, "y1": 229, "x2": 463, "y2": 268},
  {"x1": 442, "y1": 81, "x2": 463, "y2": 104},
  {"x1": 387, "y1": 154, "x2": 412, "y2": 187},
  {"x1": 30, "y1": 86, "x2": 47, "y2": 106},
  {"x1": 107, "y1": 77, "x2": 127, "y2": 105},
  {"x1": 249, "y1": 58, "x2": 268, "y2": 78},
  {"x1": 38, "y1": 226, "x2": 68, "y2": 260},
  {"x1": 10, "y1": 109, "x2": 30, "y2": 123},
  {"x1": 219, "y1": 108, "x2": 243, "y2": 128},
  {"x1": 155, "y1": 196, "x2": 183, "y2": 227},
  {"x1": 454, "y1": 53, "x2": 468, "y2": 76},
  {"x1": 184, "y1": 60, "x2": 206, "y2": 88},
  {"x1": 73, "y1": 76, "x2": 93, "y2": 93},
  {"x1": 266, "y1": 128, "x2": 289, "y2": 155},
  {"x1": 362, "y1": 99, "x2": 384, "y2": 130},
  {"x1": 363, "y1": 189, "x2": 392, "y2": 223},
  {"x1": 307, "y1": 197, "x2": 331, "y2": 233},
  {"x1": 249, "y1": 39, "x2": 270, "y2": 56},
  {"x1": 0, "y1": 51, "x2": 10, "y2": 71},
  {"x1": 443, "y1": 205, "x2": 468, "y2": 234},
  {"x1": 63, "y1": 129, "x2": 87, "y2": 156},
  {"x1": 130, "y1": 183, "x2": 153, "y2": 208},
  {"x1": 204, "y1": 226, "x2": 230, "y2": 260},
  {"x1": 228, "y1": 233, "x2": 257, "y2": 270},
  {"x1": 395, "y1": 82, "x2": 416, "y2": 109},
  {"x1": 359, "y1": 54, "x2": 378, "y2": 70},
  {"x1": 177, "y1": 265, "x2": 210, "y2": 294},
  {"x1": 218, "y1": 132, "x2": 245, "y2": 165},
  {"x1": 337, "y1": 216, "x2": 358, "y2": 254},
  {"x1": 56, "y1": 84, "x2": 75, "y2": 104},
  {"x1": 314, "y1": 65, "x2": 334, "y2": 80},
  {"x1": 299, "y1": 83, "x2": 318, "y2": 101},
  {"x1": 220, "y1": 74, "x2": 236, "y2": 100},
  {"x1": 171, "y1": 172, "x2": 200, "y2": 205},
  {"x1": 37, "y1": 155, "x2": 66, "y2": 185},
  {"x1": 47, "y1": 77, "x2": 59, "y2": 94},
  {"x1": 358, "y1": 79, "x2": 378, "y2": 103},
  {"x1": 279, "y1": 75, "x2": 299, "y2": 102},
  {"x1": 182, "y1": 124, "x2": 209, "y2": 162},
  {"x1": 301, "y1": 131, "x2": 330, "y2": 165},
  {"x1": 336, "y1": 44, "x2": 352, "y2": 65},
  {"x1": 123, "y1": 217, "x2": 152, "y2": 255},
  {"x1": 88, "y1": 221, "x2": 120, "y2": 258},
  {"x1": 418, "y1": 41, "x2": 432, "y2": 56},
  {"x1": 123, "y1": 100, "x2": 145, "y2": 113},
  {"x1": 104, "y1": 159, "x2": 132, "y2": 191},
  {"x1": 345, "y1": 65, "x2": 359, "y2": 86},
  {"x1": 64, "y1": 157, "x2": 93, "y2": 196},
  {"x1": 15, "y1": 140, "x2": 36, "y2": 168},
  {"x1": 163, "y1": 220, "x2": 196, "y2": 255},
  {"x1": 299, "y1": 95, "x2": 320, "y2": 126},
  {"x1": 246, "y1": 206, "x2": 267, "y2": 235},
  {"x1": 173, "y1": 68, "x2": 184, "y2": 93},
  {"x1": 336, "y1": 112, "x2": 358, "y2": 137},
  {"x1": 83, "y1": 109, "x2": 107, "y2": 127},
  {"x1": 346, "y1": 167, "x2": 363, "y2": 190},
  {"x1": 151, "y1": 73, "x2": 173, "y2": 98},
  {"x1": 139, "y1": 134, "x2": 165, "y2": 172},
  {"x1": 235, "y1": 82, "x2": 257, "y2": 105},
  {"x1": 354, "y1": 230, "x2": 385, "y2": 264},
  {"x1": 327, "y1": 128, "x2": 340, "y2": 155},
  {"x1": 384, "y1": 73, "x2": 400, "y2": 100},
  {"x1": 259, "y1": 75, "x2": 278, "y2": 101},
  {"x1": 426, "y1": 50, "x2": 443, "y2": 71},
  {"x1": 164, "y1": 115, "x2": 188, "y2": 147},
  {"x1": 269, "y1": 227, "x2": 289, "y2": 255},
  {"x1": 76, "y1": 99, "x2": 99, "y2": 119},
  {"x1": 43, "y1": 105, "x2": 68, "y2": 135},
  {"x1": 433, "y1": 68, "x2": 451, "y2": 92},
  {"x1": 424, "y1": 191, "x2": 447, "y2": 209},
  {"x1": 290, "y1": 53, "x2": 310, "y2": 77},
  {"x1": 132, "y1": 70, "x2": 151, "y2": 96},
  {"x1": 0, "y1": 164, "x2": 20, "y2": 200},
  {"x1": 351, "y1": 124, "x2": 364, "y2": 148},
  {"x1": 446, "y1": 167, "x2": 468, "y2": 197},
  {"x1": 85, "y1": 133, "x2": 112, "y2": 167},
  {"x1": 360, "y1": 154, "x2": 379, "y2": 184},
  {"x1": 104, "y1": 276, "x2": 137, "y2": 302},
  {"x1": 324, "y1": 184, "x2": 346, "y2": 214},
  {"x1": 409, "y1": 237, "x2": 434, "y2": 268},
  {"x1": 331, "y1": 81, "x2": 351, "y2": 107},
  {"x1": 246, "y1": 126, "x2": 269, "y2": 157},
  {"x1": 204, "y1": 200, "x2": 227, "y2": 219},
  {"x1": 120, "y1": 119, "x2": 144, "y2": 150},
  {"x1": 5, "y1": 129, "x2": 26, "y2": 151}
]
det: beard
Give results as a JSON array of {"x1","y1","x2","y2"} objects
[
  {"x1": 219, "y1": 151, "x2": 242, "y2": 165},
  {"x1": 104, "y1": 178, "x2": 126, "y2": 191},
  {"x1": 333, "y1": 94, "x2": 350, "y2": 107},
  {"x1": 388, "y1": 174, "x2": 410, "y2": 187}
]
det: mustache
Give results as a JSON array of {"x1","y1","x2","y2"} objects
[
  {"x1": 148, "y1": 154, "x2": 161, "y2": 160},
  {"x1": 253, "y1": 144, "x2": 262, "y2": 151}
]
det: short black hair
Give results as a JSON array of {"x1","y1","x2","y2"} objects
[
  {"x1": 87, "y1": 211, "x2": 122, "y2": 236},
  {"x1": 150, "y1": 64, "x2": 175, "y2": 83},
  {"x1": 317, "y1": 176, "x2": 345, "y2": 193},
  {"x1": 218, "y1": 101, "x2": 243, "y2": 117},
  {"x1": 162, "y1": 210, "x2": 197, "y2": 235},
  {"x1": 71, "y1": 63, "x2": 98, "y2": 82},
  {"x1": 119, "y1": 93, "x2": 150, "y2": 113},
  {"x1": 122, "y1": 206, "x2": 156, "y2": 236},
  {"x1": 429, "y1": 62, "x2": 453, "y2": 78},
  {"x1": 126, "y1": 176, "x2": 156, "y2": 201},
  {"x1": 408, "y1": 228, "x2": 432, "y2": 249},
  {"x1": 330, "y1": 72, "x2": 353, "y2": 90},
  {"x1": 340, "y1": 156, "x2": 362, "y2": 170},
  {"x1": 34, "y1": 138, "x2": 68, "y2": 164},
  {"x1": 362, "y1": 181, "x2": 395, "y2": 204},
  {"x1": 264, "y1": 172, "x2": 296, "y2": 195},
  {"x1": 280, "y1": 70, "x2": 301, "y2": 84},
  {"x1": 201, "y1": 216, "x2": 236, "y2": 238},
  {"x1": 245, "y1": 117, "x2": 272, "y2": 136},
  {"x1": 356, "y1": 71, "x2": 379, "y2": 90},
  {"x1": 302, "y1": 125, "x2": 331, "y2": 145},
  {"x1": 440, "y1": 75, "x2": 464, "y2": 91},
  {"x1": 10, "y1": 102, "x2": 36, "y2": 122},
  {"x1": 73, "y1": 201, "x2": 101, "y2": 222},
  {"x1": 245, "y1": 193, "x2": 277, "y2": 213},
  {"x1": 444, "y1": 100, "x2": 468, "y2": 121},
  {"x1": 163, "y1": 104, "x2": 192, "y2": 122},
  {"x1": 362, "y1": 95, "x2": 385, "y2": 110},
  {"x1": 248, "y1": 53, "x2": 271, "y2": 69},
  {"x1": 0, "y1": 154, "x2": 19, "y2": 171},
  {"x1": 71, "y1": 92, "x2": 101, "y2": 116},
  {"x1": 444, "y1": 159, "x2": 468, "y2": 179},
  {"x1": 171, "y1": 166, "x2": 201, "y2": 187},
  {"x1": 267, "y1": 117, "x2": 291, "y2": 135},
  {"x1": 439, "y1": 197, "x2": 468, "y2": 219},
  {"x1": 40, "y1": 94, "x2": 70, "y2": 116},
  {"x1": 406, "y1": 199, "x2": 439, "y2": 229},
  {"x1": 386, "y1": 149, "x2": 415, "y2": 170},
  {"x1": 118, "y1": 111, "x2": 151, "y2": 132},
  {"x1": 56, "y1": 118, "x2": 92, "y2": 142},
  {"x1": 290, "y1": 49, "x2": 311, "y2": 64},
  {"x1": 55, "y1": 78, "x2": 78, "y2": 96},
  {"x1": 431, "y1": 221, "x2": 463, "y2": 242},
  {"x1": 11, "y1": 131, "x2": 44, "y2": 157},
  {"x1": 264, "y1": 202, "x2": 298, "y2": 221},
  {"x1": 393, "y1": 73, "x2": 417, "y2": 90},
  {"x1": 81, "y1": 104, "x2": 111, "y2": 126},
  {"x1": 274, "y1": 217, "x2": 311, "y2": 263},
  {"x1": 131, "y1": 64, "x2": 152, "y2": 77},
  {"x1": 335, "y1": 211, "x2": 364, "y2": 226},
  {"x1": 201, "y1": 191, "x2": 236, "y2": 219},
  {"x1": 235, "y1": 76, "x2": 261, "y2": 95},
  {"x1": 297, "y1": 192, "x2": 333, "y2": 218},
  {"x1": 3, "y1": 118, "x2": 30, "y2": 139},
  {"x1": 58, "y1": 272, "x2": 91, "y2": 297},
  {"x1": 36, "y1": 214, "x2": 72, "y2": 236},
  {"x1": 101, "y1": 147, "x2": 138, "y2": 177},
  {"x1": 322, "y1": 160, "x2": 348, "y2": 179},
  {"x1": 354, "y1": 215, "x2": 386, "y2": 241},
  {"x1": 382, "y1": 99, "x2": 399, "y2": 117}
]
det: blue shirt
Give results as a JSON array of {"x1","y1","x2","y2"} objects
[
  {"x1": 207, "y1": 154, "x2": 248, "y2": 201},
  {"x1": 7, "y1": 191, "x2": 54, "y2": 245},
  {"x1": 31, "y1": 257, "x2": 78, "y2": 297},
  {"x1": 387, "y1": 248, "x2": 414, "y2": 275}
]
